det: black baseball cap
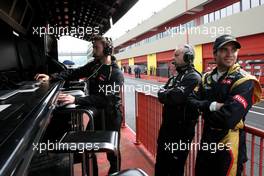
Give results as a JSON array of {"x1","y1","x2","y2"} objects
[{"x1": 213, "y1": 35, "x2": 241, "y2": 53}]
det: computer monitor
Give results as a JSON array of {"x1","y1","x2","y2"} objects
[
  {"x1": 44, "y1": 34, "x2": 58, "y2": 59},
  {"x1": 0, "y1": 32, "x2": 19, "y2": 72},
  {"x1": 15, "y1": 37, "x2": 34, "y2": 70}
]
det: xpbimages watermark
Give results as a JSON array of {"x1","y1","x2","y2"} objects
[
  {"x1": 98, "y1": 82, "x2": 164, "y2": 95},
  {"x1": 165, "y1": 25, "x2": 232, "y2": 38},
  {"x1": 32, "y1": 24, "x2": 100, "y2": 37},
  {"x1": 164, "y1": 140, "x2": 231, "y2": 154},
  {"x1": 33, "y1": 140, "x2": 100, "y2": 153}
]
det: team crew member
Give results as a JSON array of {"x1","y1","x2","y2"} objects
[
  {"x1": 188, "y1": 35, "x2": 262, "y2": 176},
  {"x1": 35, "y1": 35, "x2": 124, "y2": 174},
  {"x1": 155, "y1": 44, "x2": 201, "y2": 176}
]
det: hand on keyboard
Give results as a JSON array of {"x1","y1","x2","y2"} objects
[
  {"x1": 34, "y1": 74, "x2": 50, "y2": 81},
  {"x1": 57, "y1": 93, "x2": 76, "y2": 105}
]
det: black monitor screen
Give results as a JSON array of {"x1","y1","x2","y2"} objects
[
  {"x1": 0, "y1": 34, "x2": 19, "y2": 71},
  {"x1": 16, "y1": 38, "x2": 34, "y2": 70},
  {"x1": 45, "y1": 34, "x2": 58, "y2": 59}
]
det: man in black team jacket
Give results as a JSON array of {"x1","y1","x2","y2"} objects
[
  {"x1": 35, "y1": 35, "x2": 124, "y2": 174},
  {"x1": 155, "y1": 44, "x2": 201, "y2": 176},
  {"x1": 188, "y1": 35, "x2": 262, "y2": 176}
]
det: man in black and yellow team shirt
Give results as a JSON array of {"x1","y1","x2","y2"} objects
[
  {"x1": 188, "y1": 35, "x2": 262, "y2": 176},
  {"x1": 35, "y1": 35, "x2": 124, "y2": 175}
]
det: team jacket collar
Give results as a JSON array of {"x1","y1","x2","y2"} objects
[
  {"x1": 176, "y1": 64, "x2": 194, "y2": 73},
  {"x1": 212, "y1": 63, "x2": 241, "y2": 76}
]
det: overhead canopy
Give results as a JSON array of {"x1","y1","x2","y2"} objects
[{"x1": 0, "y1": 0, "x2": 138, "y2": 41}]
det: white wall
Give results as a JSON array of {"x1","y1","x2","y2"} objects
[{"x1": 115, "y1": 5, "x2": 264, "y2": 60}]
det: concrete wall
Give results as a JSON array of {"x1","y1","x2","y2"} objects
[
  {"x1": 115, "y1": 5, "x2": 264, "y2": 60},
  {"x1": 189, "y1": 5, "x2": 264, "y2": 45},
  {"x1": 114, "y1": 0, "x2": 190, "y2": 47},
  {"x1": 114, "y1": 0, "x2": 210, "y2": 47},
  {"x1": 115, "y1": 31, "x2": 187, "y2": 59}
]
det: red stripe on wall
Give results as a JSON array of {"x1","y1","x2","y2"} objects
[
  {"x1": 237, "y1": 33, "x2": 264, "y2": 56},
  {"x1": 134, "y1": 55, "x2": 147, "y2": 64},
  {"x1": 202, "y1": 42, "x2": 214, "y2": 59},
  {"x1": 156, "y1": 50, "x2": 174, "y2": 62}
]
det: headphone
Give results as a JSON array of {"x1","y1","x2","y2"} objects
[
  {"x1": 183, "y1": 44, "x2": 194, "y2": 64},
  {"x1": 103, "y1": 37, "x2": 113, "y2": 56}
]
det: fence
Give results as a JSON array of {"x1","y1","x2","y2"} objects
[{"x1": 135, "y1": 91, "x2": 264, "y2": 176}]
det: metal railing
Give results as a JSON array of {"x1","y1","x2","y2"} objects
[{"x1": 134, "y1": 90, "x2": 264, "y2": 176}]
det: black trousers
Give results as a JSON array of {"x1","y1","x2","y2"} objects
[
  {"x1": 155, "y1": 141, "x2": 190, "y2": 176},
  {"x1": 155, "y1": 122, "x2": 196, "y2": 176}
]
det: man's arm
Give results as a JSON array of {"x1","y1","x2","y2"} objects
[
  {"x1": 207, "y1": 80, "x2": 254, "y2": 129},
  {"x1": 187, "y1": 73, "x2": 212, "y2": 111},
  {"x1": 75, "y1": 94, "x2": 108, "y2": 108},
  {"x1": 50, "y1": 62, "x2": 94, "y2": 81},
  {"x1": 35, "y1": 61, "x2": 96, "y2": 81},
  {"x1": 158, "y1": 73, "x2": 201, "y2": 105},
  {"x1": 187, "y1": 83, "x2": 212, "y2": 111},
  {"x1": 75, "y1": 70, "x2": 124, "y2": 108}
]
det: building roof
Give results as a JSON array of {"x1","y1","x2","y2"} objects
[{"x1": 114, "y1": 0, "x2": 208, "y2": 47}]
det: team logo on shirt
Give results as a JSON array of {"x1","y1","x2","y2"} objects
[
  {"x1": 98, "y1": 74, "x2": 106, "y2": 81},
  {"x1": 233, "y1": 95, "x2": 248, "y2": 109},
  {"x1": 221, "y1": 79, "x2": 232, "y2": 84}
]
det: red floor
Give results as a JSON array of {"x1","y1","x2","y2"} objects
[{"x1": 74, "y1": 126, "x2": 155, "y2": 176}]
